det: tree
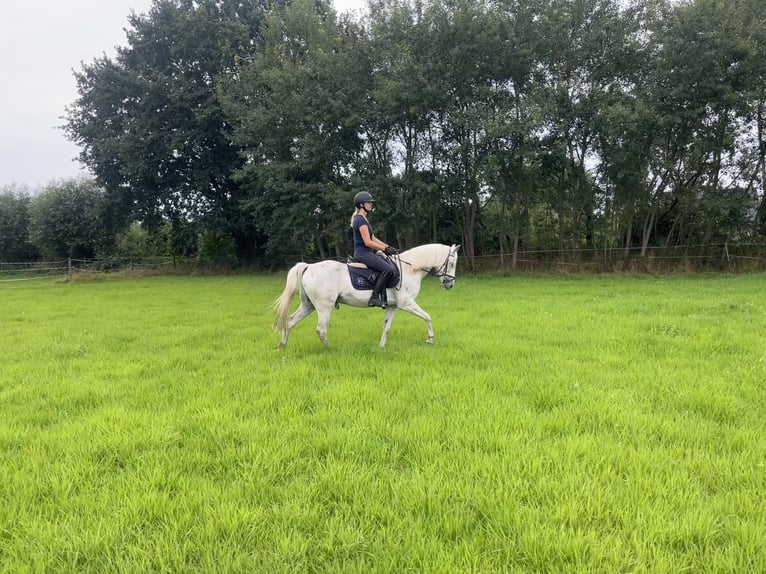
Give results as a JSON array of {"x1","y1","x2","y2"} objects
[
  {"x1": 57, "y1": 0, "x2": 766, "y2": 267},
  {"x1": 0, "y1": 185, "x2": 38, "y2": 262},
  {"x1": 29, "y1": 179, "x2": 108, "y2": 260},
  {"x1": 221, "y1": 0, "x2": 368, "y2": 261},
  {"x1": 418, "y1": 0, "x2": 503, "y2": 265},
  {"x1": 362, "y1": 0, "x2": 448, "y2": 248},
  {"x1": 483, "y1": 0, "x2": 550, "y2": 266},
  {"x1": 65, "y1": 0, "x2": 277, "y2": 261},
  {"x1": 730, "y1": 0, "x2": 766, "y2": 235},
  {"x1": 634, "y1": 0, "x2": 752, "y2": 252}
]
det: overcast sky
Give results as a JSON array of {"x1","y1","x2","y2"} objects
[{"x1": 0, "y1": 0, "x2": 366, "y2": 191}]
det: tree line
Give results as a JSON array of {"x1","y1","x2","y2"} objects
[{"x1": 2, "y1": 0, "x2": 765, "y2": 269}]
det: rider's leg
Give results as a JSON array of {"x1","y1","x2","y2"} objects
[
  {"x1": 354, "y1": 252, "x2": 397, "y2": 309},
  {"x1": 368, "y1": 269, "x2": 392, "y2": 308}
]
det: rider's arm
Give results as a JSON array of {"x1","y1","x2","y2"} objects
[{"x1": 359, "y1": 225, "x2": 388, "y2": 251}]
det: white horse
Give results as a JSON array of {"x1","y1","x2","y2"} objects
[{"x1": 274, "y1": 243, "x2": 460, "y2": 348}]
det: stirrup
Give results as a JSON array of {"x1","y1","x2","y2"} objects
[{"x1": 368, "y1": 296, "x2": 386, "y2": 309}]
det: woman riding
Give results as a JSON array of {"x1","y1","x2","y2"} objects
[{"x1": 350, "y1": 191, "x2": 399, "y2": 308}]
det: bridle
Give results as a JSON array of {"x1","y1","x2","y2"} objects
[
  {"x1": 388, "y1": 246, "x2": 456, "y2": 283},
  {"x1": 431, "y1": 247, "x2": 456, "y2": 282}
]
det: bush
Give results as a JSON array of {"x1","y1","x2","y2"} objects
[{"x1": 197, "y1": 230, "x2": 238, "y2": 268}]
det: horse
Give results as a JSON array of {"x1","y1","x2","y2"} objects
[{"x1": 273, "y1": 243, "x2": 460, "y2": 348}]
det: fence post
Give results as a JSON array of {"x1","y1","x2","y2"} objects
[{"x1": 68, "y1": 258, "x2": 72, "y2": 278}]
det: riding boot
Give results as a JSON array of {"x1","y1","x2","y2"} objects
[{"x1": 368, "y1": 270, "x2": 390, "y2": 308}]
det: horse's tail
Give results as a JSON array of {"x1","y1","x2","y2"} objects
[{"x1": 273, "y1": 262, "x2": 309, "y2": 335}]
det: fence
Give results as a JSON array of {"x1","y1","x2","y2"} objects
[
  {"x1": 463, "y1": 243, "x2": 766, "y2": 273},
  {"x1": 0, "y1": 260, "x2": 70, "y2": 282},
  {"x1": 68, "y1": 256, "x2": 178, "y2": 275},
  {"x1": 2, "y1": 243, "x2": 765, "y2": 281},
  {"x1": 0, "y1": 256, "x2": 179, "y2": 282}
]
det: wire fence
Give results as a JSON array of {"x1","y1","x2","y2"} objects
[
  {"x1": 0, "y1": 260, "x2": 70, "y2": 282},
  {"x1": 0, "y1": 256, "x2": 181, "y2": 282},
  {"x1": 267, "y1": 242, "x2": 766, "y2": 273},
  {"x1": 2, "y1": 243, "x2": 765, "y2": 282},
  {"x1": 461, "y1": 242, "x2": 766, "y2": 273},
  {"x1": 69, "y1": 256, "x2": 179, "y2": 275}
]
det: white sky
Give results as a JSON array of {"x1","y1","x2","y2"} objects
[{"x1": 0, "y1": 0, "x2": 367, "y2": 190}]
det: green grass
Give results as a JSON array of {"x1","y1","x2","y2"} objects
[{"x1": 1, "y1": 273, "x2": 765, "y2": 573}]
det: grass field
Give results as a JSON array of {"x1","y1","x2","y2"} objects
[{"x1": 1, "y1": 272, "x2": 765, "y2": 573}]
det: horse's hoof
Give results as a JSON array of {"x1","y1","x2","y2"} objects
[{"x1": 426, "y1": 338, "x2": 434, "y2": 345}]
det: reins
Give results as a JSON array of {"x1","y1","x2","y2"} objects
[
  {"x1": 387, "y1": 247, "x2": 455, "y2": 281},
  {"x1": 385, "y1": 253, "x2": 406, "y2": 289}
]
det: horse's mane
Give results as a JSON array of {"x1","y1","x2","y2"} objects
[{"x1": 401, "y1": 243, "x2": 449, "y2": 272}]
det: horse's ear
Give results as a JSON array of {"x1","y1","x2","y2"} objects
[{"x1": 453, "y1": 244, "x2": 461, "y2": 252}]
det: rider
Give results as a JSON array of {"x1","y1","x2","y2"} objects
[{"x1": 350, "y1": 191, "x2": 399, "y2": 308}]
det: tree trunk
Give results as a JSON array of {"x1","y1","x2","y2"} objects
[
  {"x1": 623, "y1": 208, "x2": 634, "y2": 259},
  {"x1": 498, "y1": 201, "x2": 506, "y2": 268},
  {"x1": 462, "y1": 192, "x2": 478, "y2": 268},
  {"x1": 641, "y1": 205, "x2": 656, "y2": 258}
]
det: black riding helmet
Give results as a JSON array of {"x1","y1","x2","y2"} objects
[{"x1": 354, "y1": 191, "x2": 375, "y2": 208}]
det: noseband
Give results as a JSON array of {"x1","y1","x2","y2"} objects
[{"x1": 431, "y1": 248, "x2": 456, "y2": 281}]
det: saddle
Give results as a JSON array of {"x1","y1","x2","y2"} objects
[{"x1": 346, "y1": 256, "x2": 399, "y2": 291}]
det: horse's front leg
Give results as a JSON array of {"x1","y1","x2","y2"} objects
[
  {"x1": 379, "y1": 307, "x2": 398, "y2": 348},
  {"x1": 399, "y1": 301, "x2": 434, "y2": 345}
]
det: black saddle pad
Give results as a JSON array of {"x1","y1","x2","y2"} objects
[
  {"x1": 347, "y1": 257, "x2": 399, "y2": 291},
  {"x1": 348, "y1": 265, "x2": 377, "y2": 290}
]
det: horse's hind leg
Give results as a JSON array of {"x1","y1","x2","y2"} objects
[
  {"x1": 314, "y1": 305, "x2": 333, "y2": 347},
  {"x1": 280, "y1": 302, "x2": 314, "y2": 348}
]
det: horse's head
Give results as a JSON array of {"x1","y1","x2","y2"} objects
[{"x1": 437, "y1": 244, "x2": 460, "y2": 290}]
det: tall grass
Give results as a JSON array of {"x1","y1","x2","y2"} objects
[{"x1": 1, "y1": 274, "x2": 765, "y2": 573}]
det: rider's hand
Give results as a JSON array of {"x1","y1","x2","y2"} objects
[{"x1": 385, "y1": 246, "x2": 399, "y2": 256}]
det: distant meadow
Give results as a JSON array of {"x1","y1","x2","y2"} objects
[{"x1": 1, "y1": 273, "x2": 765, "y2": 572}]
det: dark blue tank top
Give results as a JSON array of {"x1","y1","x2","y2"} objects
[{"x1": 352, "y1": 214, "x2": 374, "y2": 255}]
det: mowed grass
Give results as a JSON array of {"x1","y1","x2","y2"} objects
[{"x1": 1, "y1": 272, "x2": 765, "y2": 573}]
